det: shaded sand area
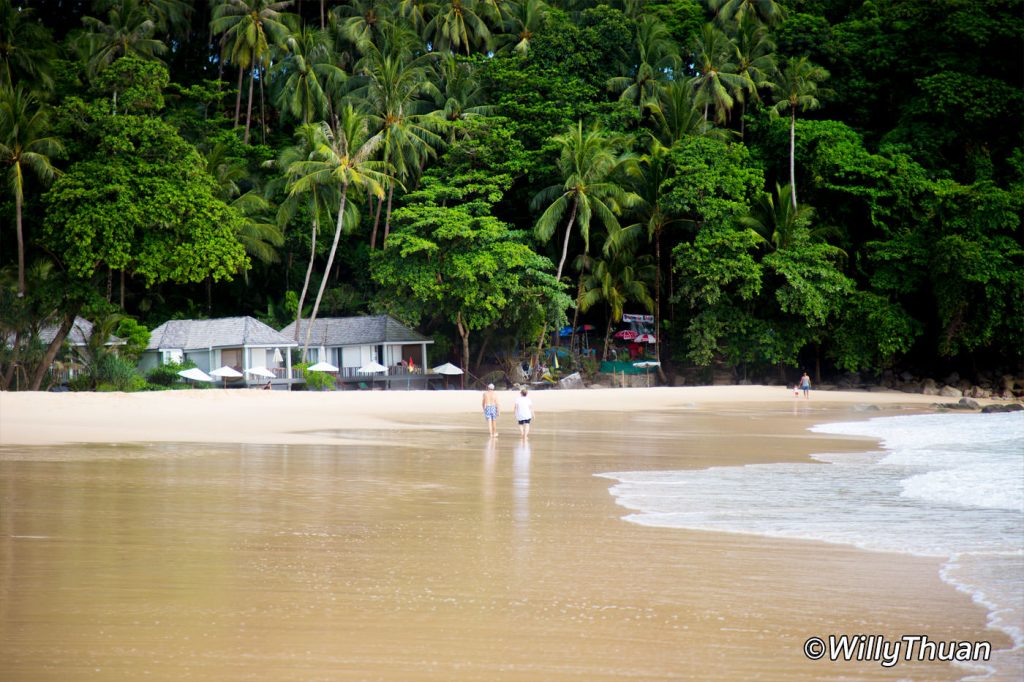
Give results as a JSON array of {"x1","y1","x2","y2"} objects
[{"x1": 0, "y1": 388, "x2": 1015, "y2": 680}]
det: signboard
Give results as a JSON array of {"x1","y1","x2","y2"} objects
[{"x1": 621, "y1": 313, "x2": 654, "y2": 323}]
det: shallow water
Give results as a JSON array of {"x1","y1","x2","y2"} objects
[{"x1": 0, "y1": 409, "x2": 1002, "y2": 681}]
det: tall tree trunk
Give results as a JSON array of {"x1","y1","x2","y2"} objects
[
  {"x1": 294, "y1": 214, "x2": 319, "y2": 343},
  {"x1": 320, "y1": 0, "x2": 326, "y2": 28},
  {"x1": 15, "y1": 190, "x2": 24, "y2": 297},
  {"x1": 234, "y1": 65, "x2": 244, "y2": 126},
  {"x1": 474, "y1": 329, "x2": 492, "y2": 371},
  {"x1": 789, "y1": 106, "x2": 797, "y2": 209},
  {"x1": 533, "y1": 196, "x2": 580, "y2": 368},
  {"x1": 244, "y1": 66, "x2": 256, "y2": 144},
  {"x1": 601, "y1": 311, "x2": 613, "y2": 362},
  {"x1": 739, "y1": 100, "x2": 746, "y2": 140},
  {"x1": 456, "y1": 311, "x2": 470, "y2": 380},
  {"x1": 28, "y1": 308, "x2": 79, "y2": 391},
  {"x1": 303, "y1": 182, "x2": 349, "y2": 362},
  {"x1": 2, "y1": 330, "x2": 21, "y2": 390},
  {"x1": 654, "y1": 225, "x2": 667, "y2": 384},
  {"x1": 259, "y1": 63, "x2": 267, "y2": 144},
  {"x1": 369, "y1": 193, "x2": 383, "y2": 249},
  {"x1": 120, "y1": 270, "x2": 126, "y2": 309},
  {"x1": 106, "y1": 267, "x2": 113, "y2": 302},
  {"x1": 568, "y1": 272, "x2": 584, "y2": 354},
  {"x1": 382, "y1": 183, "x2": 395, "y2": 248}
]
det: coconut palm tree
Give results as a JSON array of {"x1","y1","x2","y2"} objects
[
  {"x1": 740, "y1": 182, "x2": 839, "y2": 252},
  {"x1": 0, "y1": 86, "x2": 63, "y2": 298},
  {"x1": 644, "y1": 80, "x2": 724, "y2": 146},
  {"x1": 708, "y1": 0, "x2": 785, "y2": 26},
  {"x1": 579, "y1": 254, "x2": 654, "y2": 361},
  {"x1": 210, "y1": 0, "x2": 293, "y2": 143},
  {"x1": 770, "y1": 56, "x2": 829, "y2": 209},
  {"x1": 532, "y1": 121, "x2": 638, "y2": 286},
  {"x1": 350, "y1": 45, "x2": 442, "y2": 247},
  {"x1": 730, "y1": 13, "x2": 775, "y2": 138},
  {"x1": 271, "y1": 24, "x2": 345, "y2": 124},
  {"x1": 286, "y1": 105, "x2": 392, "y2": 360},
  {"x1": 688, "y1": 22, "x2": 749, "y2": 125},
  {"x1": 80, "y1": 0, "x2": 169, "y2": 77},
  {"x1": 427, "y1": 53, "x2": 495, "y2": 140},
  {"x1": 0, "y1": 0, "x2": 55, "y2": 93},
  {"x1": 424, "y1": 0, "x2": 495, "y2": 55},
  {"x1": 496, "y1": 0, "x2": 548, "y2": 56},
  {"x1": 608, "y1": 16, "x2": 679, "y2": 120}
]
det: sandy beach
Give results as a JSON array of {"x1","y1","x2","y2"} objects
[{"x1": 0, "y1": 387, "x2": 1016, "y2": 681}]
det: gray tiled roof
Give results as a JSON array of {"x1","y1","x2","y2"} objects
[
  {"x1": 279, "y1": 315, "x2": 431, "y2": 347},
  {"x1": 7, "y1": 317, "x2": 123, "y2": 347},
  {"x1": 146, "y1": 317, "x2": 297, "y2": 351}
]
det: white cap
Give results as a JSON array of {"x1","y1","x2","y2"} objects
[{"x1": 487, "y1": 383, "x2": 495, "y2": 389}]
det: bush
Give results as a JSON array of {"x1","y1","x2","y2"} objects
[
  {"x1": 95, "y1": 354, "x2": 146, "y2": 391},
  {"x1": 146, "y1": 360, "x2": 195, "y2": 386},
  {"x1": 296, "y1": 363, "x2": 334, "y2": 391}
]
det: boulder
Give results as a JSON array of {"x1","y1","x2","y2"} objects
[
  {"x1": 932, "y1": 402, "x2": 974, "y2": 410},
  {"x1": 981, "y1": 403, "x2": 1024, "y2": 414},
  {"x1": 958, "y1": 398, "x2": 981, "y2": 410},
  {"x1": 921, "y1": 378, "x2": 940, "y2": 395},
  {"x1": 968, "y1": 386, "x2": 992, "y2": 399},
  {"x1": 853, "y1": 404, "x2": 882, "y2": 412},
  {"x1": 1001, "y1": 375, "x2": 1015, "y2": 392},
  {"x1": 938, "y1": 385, "x2": 963, "y2": 398},
  {"x1": 944, "y1": 371, "x2": 961, "y2": 386},
  {"x1": 899, "y1": 371, "x2": 915, "y2": 383}
]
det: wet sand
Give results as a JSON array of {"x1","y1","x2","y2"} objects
[{"x1": 0, "y1": 389, "x2": 1014, "y2": 680}]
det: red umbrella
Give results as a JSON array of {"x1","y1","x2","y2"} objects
[
  {"x1": 634, "y1": 333, "x2": 657, "y2": 343},
  {"x1": 613, "y1": 330, "x2": 639, "y2": 340}
]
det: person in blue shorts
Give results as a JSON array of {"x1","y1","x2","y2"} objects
[
  {"x1": 800, "y1": 372, "x2": 811, "y2": 399},
  {"x1": 482, "y1": 383, "x2": 499, "y2": 437}
]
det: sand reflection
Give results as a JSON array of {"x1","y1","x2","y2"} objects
[{"x1": 0, "y1": 409, "x2": 1000, "y2": 681}]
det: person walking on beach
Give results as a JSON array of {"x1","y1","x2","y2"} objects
[
  {"x1": 514, "y1": 387, "x2": 534, "y2": 439},
  {"x1": 800, "y1": 372, "x2": 811, "y2": 399},
  {"x1": 482, "y1": 383, "x2": 500, "y2": 437}
]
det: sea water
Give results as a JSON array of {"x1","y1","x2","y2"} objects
[{"x1": 599, "y1": 412, "x2": 1024, "y2": 680}]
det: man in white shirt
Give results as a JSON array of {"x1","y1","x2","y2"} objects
[{"x1": 514, "y1": 387, "x2": 535, "y2": 439}]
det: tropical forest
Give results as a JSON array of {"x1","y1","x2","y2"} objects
[{"x1": 1, "y1": 0, "x2": 1021, "y2": 391}]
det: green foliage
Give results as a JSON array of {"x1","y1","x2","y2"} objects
[
  {"x1": 662, "y1": 137, "x2": 765, "y2": 227},
  {"x1": 42, "y1": 114, "x2": 249, "y2": 286},
  {"x1": 93, "y1": 56, "x2": 169, "y2": 113},
  {"x1": 114, "y1": 318, "x2": 149, "y2": 359},
  {"x1": 146, "y1": 359, "x2": 193, "y2": 387},
  {"x1": 295, "y1": 362, "x2": 335, "y2": 391},
  {"x1": 830, "y1": 291, "x2": 921, "y2": 372}
]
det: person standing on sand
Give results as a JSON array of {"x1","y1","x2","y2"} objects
[
  {"x1": 482, "y1": 383, "x2": 500, "y2": 437},
  {"x1": 800, "y1": 372, "x2": 811, "y2": 399},
  {"x1": 514, "y1": 387, "x2": 534, "y2": 439}
]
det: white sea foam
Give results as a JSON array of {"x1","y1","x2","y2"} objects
[{"x1": 598, "y1": 412, "x2": 1024, "y2": 680}]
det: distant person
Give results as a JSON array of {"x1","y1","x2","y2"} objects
[
  {"x1": 514, "y1": 387, "x2": 534, "y2": 439},
  {"x1": 800, "y1": 372, "x2": 811, "y2": 399},
  {"x1": 482, "y1": 383, "x2": 500, "y2": 437},
  {"x1": 263, "y1": 381, "x2": 272, "y2": 391}
]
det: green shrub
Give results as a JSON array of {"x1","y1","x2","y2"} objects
[
  {"x1": 296, "y1": 362, "x2": 334, "y2": 391},
  {"x1": 146, "y1": 360, "x2": 195, "y2": 386}
]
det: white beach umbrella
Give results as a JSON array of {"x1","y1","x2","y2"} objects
[
  {"x1": 178, "y1": 367, "x2": 214, "y2": 383},
  {"x1": 632, "y1": 360, "x2": 661, "y2": 387},
  {"x1": 273, "y1": 347, "x2": 284, "y2": 363},
  {"x1": 432, "y1": 362, "x2": 464, "y2": 389},
  {"x1": 357, "y1": 361, "x2": 388, "y2": 374},
  {"x1": 210, "y1": 365, "x2": 243, "y2": 388},
  {"x1": 307, "y1": 361, "x2": 339, "y2": 372},
  {"x1": 245, "y1": 366, "x2": 276, "y2": 378}
]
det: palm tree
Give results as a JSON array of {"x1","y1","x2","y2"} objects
[
  {"x1": 689, "y1": 22, "x2": 749, "y2": 125},
  {"x1": 770, "y1": 56, "x2": 829, "y2": 209},
  {"x1": 210, "y1": 0, "x2": 292, "y2": 144},
  {"x1": 708, "y1": 0, "x2": 785, "y2": 26},
  {"x1": 0, "y1": 86, "x2": 63, "y2": 298},
  {"x1": 645, "y1": 80, "x2": 723, "y2": 147},
  {"x1": 730, "y1": 13, "x2": 775, "y2": 139},
  {"x1": 0, "y1": 0, "x2": 55, "y2": 92},
  {"x1": 579, "y1": 254, "x2": 654, "y2": 361},
  {"x1": 740, "y1": 182, "x2": 838, "y2": 251},
  {"x1": 497, "y1": 0, "x2": 548, "y2": 56},
  {"x1": 80, "y1": 0, "x2": 169, "y2": 77},
  {"x1": 275, "y1": 123, "x2": 341, "y2": 343},
  {"x1": 286, "y1": 105, "x2": 392, "y2": 360},
  {"x1": 424, "y1": 0, "x2": 495, "y2": 55},
  {"x1": 135, "y1": 0, "x2": 194, "y2": 38},
  {"x1": 271, "y1": 24, "x2": 345, "y2": 124},
  {"x1": 608, "y1": 16, "x2": 679, "y2": 120},
  {"x1": 427, "y1": 54, "x2": 495, "y2": 140},
  {"x1": 350, "y1": 45, "x2": 443, "y2": 248}
]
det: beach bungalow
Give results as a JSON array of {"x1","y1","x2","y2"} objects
[
  {"x1": 4, "y1": 316, "x2": 126, "y2": 387},
  {"x1": 280, "y1": 315, "x2": 432, "y2": 388},
  {"x1": 139, "y1": 317, "x2": 297, "y2": 386}
]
